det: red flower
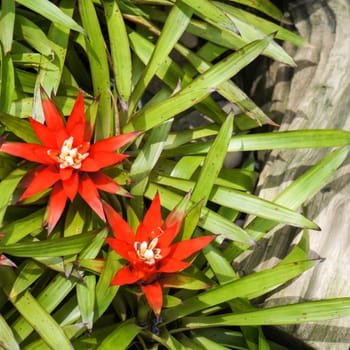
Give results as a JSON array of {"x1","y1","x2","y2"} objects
[
  {"x1": 105, "y1": 193, "x2": 214, "y2": 316},
  {"x1": 0, "y1": 89, "x2": 139, "y2": 233}
]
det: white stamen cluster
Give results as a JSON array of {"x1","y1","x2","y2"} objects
[
  {"x1": 134, "y1": 237, "x2": 162, "y2": 265},
  {"x1": 56, "y1": 136, "x2": 89, "y2": 169}
]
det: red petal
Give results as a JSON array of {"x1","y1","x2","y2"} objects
[
  {"x1": 1, "y1": 143, "x2": 54, "y2": 164},
  {"x1": 170, "y1": 236, "x2": 215, "y2": 260},
  {"x1": 111, "y1": 265, "x2": 140, "y2": 286},
  {"x1": 80, "y1": 157, "x2": 100, "y2": 172},
  {"x1": 157, "y1": 224, "x2": 181, "y2": 250},
  {"x1": 85, "y1": 151, "x2": 129, "y2": 170},
  {"x1": 62, "y1": 171, "x2": 79, "y2": 201},
  {"x1": 47, "y1": 182, "x2": 67, "y2": 234},
  {"x1": 91, "y1": 132, "x2": 140, "y2": 152},
  {"x1": 105, "y1": 238, "x2": 134, "y2": 262},
  {"x1": 90, "y1": 172, "x2": 120, "y2": 193},
  {"x1": 66, "y1": 91, "x2": 86, "y2": 145},
  {"x1": 158, "y1": 257, "x2": 190, "y2": 273},
  {"x1": 78, "y1": 174, "x2": 105, "y2": 221},
  {"x1": 144, "y1": 193, "x2": 162, "y2": 228},
  {"x1": 103, "y1": 202, "x2": 135, "y2": 243},
  {"x1": 29, "y1": 118, "x2": 57, "y2": 148},
  {"x1": 20, "y1": 165, "x2": 60, "y2": 200},
  {"x1": 136, "y1": 193, "x2": 162, "y2": 242},
  {"x1": 141, "y1": 282, "x2": 163, "y2": 316},
  {"x1": 40, "y1": 87, "x2": 65, "y2": 131}
]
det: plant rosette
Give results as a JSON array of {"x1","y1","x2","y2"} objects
[
  {"x1": 0, "y1": 89, "x2": 140, "y2": 233},
  {"x1": 104, "y1": 192, "x2": 215, "y2": 317}
]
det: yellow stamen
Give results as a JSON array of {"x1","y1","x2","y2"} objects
[
  {"x1": 49, "y1": 136, "x2": 89, "y2": 169},
  {"x1": 134, "y1": 237, "x2": 162, "y2": 265}
]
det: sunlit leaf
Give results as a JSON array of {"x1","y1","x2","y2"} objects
[{"x1": 16, "y1": 0, "x2": 85, "y2": 34}]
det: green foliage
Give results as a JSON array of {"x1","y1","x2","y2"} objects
[{"x1": 0, "y1": 0, "x2": 349, "y2": 349}]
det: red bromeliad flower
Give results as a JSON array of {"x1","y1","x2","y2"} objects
[
  {"x1": 104, "y1": 193, "x2": 214, "y2": 316},
  {"x1": 0, "y1": 89, "x2": 139, "y2": 233}
]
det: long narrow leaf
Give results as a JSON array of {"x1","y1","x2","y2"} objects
[
  {"x1": 79, "y1": 0, "x2": 112, "y2": 139},
  {"x1": 0, "y1": 0, "x2": 15, "y2": 54},
  {"x1": 97, "y1": 318, "x2": 141, "y2": 350},
  {"x1": 164, "y1": 129, "x2": 350, "y2": 155},
  {"x1": 77, "y1": 275, "x2": 96, "y2": 331},
  {"x1": 162, "y1": 259, "x2": 318, "y2": 323},
  {"x1": 0, "y1": 233, "x2": 95, "y2": 257},
  {"x1": 104, "y1": 0, "x2": 132, "y2": 106},
  {"x1": 33, "y1": 0, "x2": 75, "y2": 120},
  {"x1": 11, "y1": 290, "x2": 73, "y2": 349},
  {"x1": 124, "y1": 36, "x2": 272, "y2": 132},
  {"x1": 0, "y1": 313, "x2": 20, "y2": 350},
  {"x1": 130, "y1": 119, "x2": 172, "y2": 195},
  {"x1": 0, "y1": 168, "x2": 26, "y2": 226},
  {"x1": 246, "y1": 145, "x2": 350, "y2": 241},
  {"x1": 180, "y1": 298, "x2": 350, "y2": 328},
  {"x1": 129, "y1": 1, "x2": 193, "y2": 113},
  {"x1": 192, "y1": 114, "x2": 233, "y2": 204},
  {"x1": 16, "y1": 0, "x2": 85, "y2": 34}
]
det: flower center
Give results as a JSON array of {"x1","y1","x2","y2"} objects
[
  {"x1": 49, "y1": 136, "x2": 89, "y2": 169},
  {"x1": 134, "y1": 237, "x2": 162, "y2": 265}
]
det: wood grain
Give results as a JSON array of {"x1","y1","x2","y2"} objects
[{"x1": 238, "y1": 1, "x2": 350, "y2": 349}]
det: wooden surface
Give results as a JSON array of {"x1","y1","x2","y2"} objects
[{"x1": 238, "y1": 1, "x2": 350, "y2": 349}]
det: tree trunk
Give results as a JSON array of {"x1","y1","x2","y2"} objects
[{"x1": 239, "y1": 1, "x2": 350, "y2": 349}]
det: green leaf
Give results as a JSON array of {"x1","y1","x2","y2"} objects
[
  {"x1": 217, "y1": 3, "x2": 306, "y2": 47},
  {"x1": 33, "y1": 0, "x2": 76, "y2": 121},
  {"x1": 104, "y1": 0, "x2": 132, "y2": 105},
  {"x1": 0, "y1": 313, "x2": 20, "y2": 350},
  {"x1": 64, "y1": 197, "x2": 89, "y2": 237},
  {"x1": 227, "y1": 0, "x2": 283, "y2": 21},
  {"x1": 97, "y1": 318, "x2": 141, "y2": 350},
  {"x1": 78, "y1": 0, "x2": 112, "y2": 139},
  {"x1": 246, "y1": 145, "x2": 350, "y2": 242},
  {"x1": 14, "y1": 14, "x2": 54, "y2": 56},
  {"x1": 0, "y1": 0, "x2": 15, "y2": 54},
  {"x1": 215, "y1": 2, "x2": 295, "y2": 65},
  {"x1": 16, "y1": 0, "x2": 85, "y2": 34},
  {"x1": 130, "y1": 119, "x2": 172, "y2": 196},
  {"x1": 209, "y1": 187, "x2": 318, "y2": 229},
  {"x1": 162, "y1": 273, "x2": 210, "y2": 290},
  {"x1": 190, "y1": 328, "x2": 246, "y2": 349},
  {"x1": 151, "y1": 174, "x2": 316, "y2": 229},
  {"x1": 162, "y1": 259, "x2": 318, "y2": 323},
  {"x1": 180, "y1": 298, "x2": 350, "y2": 328},
  {"x1": 1, "y1": 208, "x2": 45, "y2": 245},
  {"x1": 11, "y1": 290, "x2": 73, "y2": 350},
  {"x1": 0, "y1": 49, "x2": 15, "y2": 113},
  {"x1": 128, "y1": 30, "x2": 227, "y2": 124},
  {"x1": 0, "y1": 113, "x2": 38, "y2": 143},
  {"x1": 0, "y1": 233, "x2": 96, "y2": 257},
  {"x1": 164, "y1": 129, "x2": 350, "y2": 156},
  {"x1": 8, "y1": 273, "x2": 76, "y2": 343},
  {"x1": 124, "y1": 35, "x2": 272, "y2": 132},
  {"x1": 9, "y1": 260, "x2": 45, "y2": 299},
  {"x1": 77, "y1": 274, "x2": 96, "y2": 331},
  {"x1": 181, "y1": 0, "x2": 236, "y2": 32},
  {"x1": 191, "y1": 114, "x2": 233, "y2": 205},
  {"x1": 0, "y1": 167, "x2": 26, "y2": 226},
  {"x1": 94, "y1": 250, "x2": 121, "y2": 320},
  {"x1": 129, "y1": 1, "x2": 193, "y2": 113}
]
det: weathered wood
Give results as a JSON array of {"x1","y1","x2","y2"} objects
[{"x1": 238, "y1": 1, "x2": 350, "y2": 349}]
